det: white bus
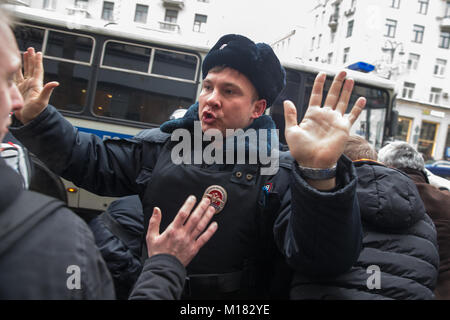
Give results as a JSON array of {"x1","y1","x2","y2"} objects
[{"x1": 9, "y1": 5, "x2": 398, "y2": 216}]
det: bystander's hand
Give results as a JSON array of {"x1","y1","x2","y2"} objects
[
  {"x1": 14, "y1": 47, "x2": 59, "y2": 124},
  {"x1": 146, "y1": 196, "x2": 218, "y2": 267}
]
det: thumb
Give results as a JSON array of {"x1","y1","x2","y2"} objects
[
  {"x1": 283, "y1": 100, "x2": 298, "y2": 129},
  {"x1": 39, "y1": 82, "x2": 59, "y2": 105},
  {"x1": 147, "y1": 207, "x2": 162, "y2": 240}
]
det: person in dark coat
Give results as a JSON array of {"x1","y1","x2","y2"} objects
[
  {"x1": 10, "y1": 32, "x2": 368, "y2": 298},
  {"x1": 290, "y1": 136, "x2": 439, "y2": 300},
  {"x1": 0, "y1": 8, "x2": 217, "y2": 299},
  {"x1": 88, "y1": 195, "x2": 144, "y2": 300},
  {"x1": 378, "y1": 141, "x2": 450, "y2": 299}
]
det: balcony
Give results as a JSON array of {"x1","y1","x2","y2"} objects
[
  {"x1": 162, "y1": 0, "x2": 185, "y2": 10},
  {"x1": 344, "y1": 7, "x2": 356, "y2": 16},
  {"x1": 440, "y1": 16, "x2": 450, "y2": 31},
  {"x1": 328, "y1": 15, "x2": 338, "y2": 32},
  {"x1": 158, "y1": 21, "x2": 181, "y2": 33},
  {"x1": 66, "y1": 6, "x2": 90, "y2": 18}
]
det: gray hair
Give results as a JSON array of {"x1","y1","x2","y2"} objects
[{"x1": 378, "y1": 141, "x2": 425, "y2": 171}]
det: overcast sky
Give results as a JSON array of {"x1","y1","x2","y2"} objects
[{"x1": 208, "y1": 0, "x2": 314, "y2": 43}]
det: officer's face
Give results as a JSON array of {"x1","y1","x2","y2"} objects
[
  {"x1": 198, "y1": 67, "x2": 266, "y2": 135},
  {"x1": 0, "y1": 22, "x2": 23, "y2": 142}
]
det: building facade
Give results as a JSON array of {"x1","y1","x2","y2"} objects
[
  {"x1": 19, "y1": 0, "x2": 214, "y2": 43},
  {"x1": 273, "y1": 0, "x2": 450, "y2": 160}
]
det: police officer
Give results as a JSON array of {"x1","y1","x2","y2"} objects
[{"x1": 11, "y1": 34, "x2": 367, "y2": 299}]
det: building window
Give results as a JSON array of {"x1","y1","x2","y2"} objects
[
  {"x1": 429, "y1": 87, "x2": 442, "y2": 104},
  {"x1": 407, "y1": 53, "x2": 420, "y2": 70},
  {"x1": 347, "y1": 20, "x2": 354, "y2": 38},
  {"x1": 197, "y1": 0, "x2": 209, "y2": 2},
  {"x1": 165, "y1": 9, "x2": 178, "y2": 24},
  {"x1": 402, "y1": 82, "x2": 415, "y2": 99},
  {"x1": 412, "y1": 25, "x2": 425, "y2": 43},
  {"x1": 101, "y1": 1, "x2": 114, "y2": 21},
  {"x1": 193, "y1": 14, "x2": 207, "y2": 33},
  {"x1": 317, "y1": 34, "x2": 322, "y2": 49},
  {"x1": 327, "y1": 52, "x2": 333, "y2": 64},
  {"x1": 43, "y1": 0, "x2": 56, "y2": 10},
  {"x1": 434, "y1": 59, "x2": 447, "y2": 76},
  {"x1": 311, "y1": 37, "x2": 315, "y2": 50},
  {"x1": 446, "y1": 1, "x2": 450, "y2": 17},
  {"x1": 385, "y1": 19, "x2": 397, "y2": 38},
  {"x1": 75, "y1": 0, "x2": 88, "y2": 9},
  {"x1": 391, "y1": 0, "x2": 400, "y2": 9},
  {"x1": 418, "y1": 0, "x2": 429, "y2": 14},
  {"x1": 134, "y1": 4, "x2": 149, "y2": 24},
  {"x1": 395, "y1": 117, "x2": 413, "y2": 142},
  {"x1": 418, "y1": 121, "x2": 439, "y2": 159},
  {"x1": 343, "y1": 47, "x2": 350, "y2": 64},
  {"x1": 439, "y1": 32, "x2": 450, "y2": 49}
]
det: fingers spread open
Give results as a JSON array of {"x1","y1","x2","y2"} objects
[
  {"x1": 308, "y1": 72, "x2": 326, "y2": 107},
  {"x1": 347, "y1": 97, "x2": 367, "y2": 126},
  {"x1": 14, "y1": 67, "x2": 24, "y2": 84},
  {"x1": 335, "y1": 78, "x2": 354, "y2": 115},
  {"x1": 191, "y1": 203, "x2": 215, "y2": 240},
  {"x1": 33, "y1": 52, "x2": 44, "y2": 83},
  {"x1": 185, "y1": 197, "x2": 211, "y2": 235},
  {"x1": 40, "y1": 82, "x2": 59, "y2": 103},
  {"x1": 324, "y1": 71, "x2": 347, "y2": 109},
  {"x1": 172, "y1": 195, "x2": 196, "y2": 228},
  {"x1": 26, "y1": 48, "x2": 35, "y2": 79},
  {"x1": 283, "y1": 100, "x2": 298, "y2": 130},
  {"x1": 147, "y1": 207, "x2": 162, "y2": 240},
  {"x1": 195, "y1": 221, "x2": 218, "y2": 252}
]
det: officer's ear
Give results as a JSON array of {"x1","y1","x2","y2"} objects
[{"x1": 251, "y1": 99, "x2": 267, "y2": 119}]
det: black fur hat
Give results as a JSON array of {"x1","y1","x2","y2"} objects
[{"x1": 202, "y1": 34, "x2": 286, "y2": 107}]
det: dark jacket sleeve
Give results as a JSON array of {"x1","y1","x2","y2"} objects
[
  {"x1": 9, "y1": 106, "x2": 143, "y2": 196},
  {"x1": 128, "y1": 254, "x2": 186, "y2": 300},
  {"x1": 274, "y1": 155, "x2": 363, "y2": 277}
]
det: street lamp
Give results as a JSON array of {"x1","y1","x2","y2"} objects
[
  {"x1": 381, "y1": 40, "x2": 405, "y2": 63},
  {"x1": 379, "y1": 40, "x2": 405, "y2": 79}
]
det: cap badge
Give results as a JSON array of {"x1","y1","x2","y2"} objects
[
  {"x1": 219, "y1": 43, "x2": 228, "y2": 50},
  {"x1": 203, "y1": 185, "x2": 227, "y2": 214}
]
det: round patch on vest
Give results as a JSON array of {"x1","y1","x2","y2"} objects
[{"x1": 203, "y1": 185, "x2": 227, "y2": 214}]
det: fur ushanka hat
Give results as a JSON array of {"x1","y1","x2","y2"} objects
[{"x1": 202, "y1": 34, "x2": 286, "y2": 107}]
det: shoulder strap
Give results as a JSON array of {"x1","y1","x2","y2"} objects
[
  {"x1": 99, "y1": 211, "x2": 140, "y2": 248},
  {"x1": 0, "y1": 191, "x2": 66, "y2": 256}
]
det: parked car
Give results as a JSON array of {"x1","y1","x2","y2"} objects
[{"x1": 425, "y1": 160, "x2": 450, "y2": 179}]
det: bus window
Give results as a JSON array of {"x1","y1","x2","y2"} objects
[
  {"x1": 44, "y1": 61, "x2": 90, "y2": 113},
  {"x1": 46, "y1": 30, "x2": 94, "y2": 63},
  {"x1": 151, "y1": 49, "x2": 198, "y2": 81},
  {"x1": 102, "y1": 41, "x2": 151, "y2": 73},
  {"x1": 13, "y1": 25, "x2": 45, "y2": 52}
]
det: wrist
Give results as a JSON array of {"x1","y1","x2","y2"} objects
[{"x1": 297, "y1": 163, "x2": 337, "y2": 180}]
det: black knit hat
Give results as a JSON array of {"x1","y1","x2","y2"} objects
[{"x1": 202, "y1": 34, "x2": 286, "y2": 107}]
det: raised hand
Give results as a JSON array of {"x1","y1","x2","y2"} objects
[
  {"x1": 284, "y1": 71, "x2": 366, "y2": 188},
  {"x1": 146, "y1": 196, "x2": 218, "y2": 267},
  {"x1": 14, "y1": 47, "x2": 59, "y2": 124}
]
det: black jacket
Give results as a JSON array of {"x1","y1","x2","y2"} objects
[
  {"x1": 10, "y1": 104, "x2": 363, "y2": 297},
  {"x1": 88, "y1": 195, "x2": 144, "y2": 299},
  {"x1": 0, "y1": 158, "x2": 186, "y2": 300},
  {"x1": 0, "y1": 158, "x2": 115, "y2": 299},
  {"x1": 291, "y1": 160, "x2": 439, "y2": 300}
]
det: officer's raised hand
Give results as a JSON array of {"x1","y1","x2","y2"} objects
[
  {"x1": 283, "y1": 71, "x2": 366, "y2": 190},
  {"x1": 14, "y1": 47, "x2": 59, "y2": 124},
  {"x1": 146, "y1": 196, "x2": 218, "y2": 267}
]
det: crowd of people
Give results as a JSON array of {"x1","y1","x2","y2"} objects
[{"x1": 1, "y1": 2, "x2": 449, "y2": 300}]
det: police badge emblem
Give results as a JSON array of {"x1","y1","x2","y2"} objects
[{"x1": 203, "y1": 185, "x2": 227, "y2": 214}]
